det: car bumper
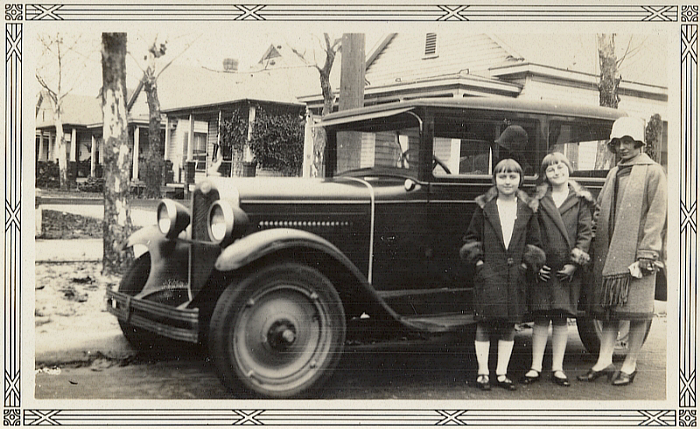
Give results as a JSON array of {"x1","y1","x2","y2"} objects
[{"x1": 105, "y1": 289, "x2": 200, "y2": 343}]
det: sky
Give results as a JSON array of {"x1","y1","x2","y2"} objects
[
  {"x1": 34, "y1": 31, "x2": 667, "y2": 101},
  {"x1": 34, "y1": 32, "x2": 385, "y2": 98}
]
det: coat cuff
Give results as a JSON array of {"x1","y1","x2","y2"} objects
[
  {"x1": 460, "y1": 242, "x2": 483, "y2": 265},
  {"x1": 636, "y1": 250, "x2": 659, "y2": 261},
  {"x1": 570, "y1": 248, "x2": 591, "y2": 266},
  {"x1": 523, "y1": 244, "x2": 546, "y2": 272}
]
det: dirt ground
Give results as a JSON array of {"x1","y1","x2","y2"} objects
[{"x1": 34, "y1": 262, "x2": 123, "y2": 366}]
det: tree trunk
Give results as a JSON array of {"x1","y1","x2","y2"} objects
[
  {"x1": 143, "y1": 69, "x2": 164, "y2": 198},
  {"x1": 53, "y1": 111, "x2": 69, "y2": 189},
  {"x1": 101, "y1": 32, "x2": 134, "y2": 275},
  {"x1": 311, "y1": 34, "x2": 338, "y2": 178},
  {"x1": 597, "y1": 34, "x2": 620, "y2": 109}
]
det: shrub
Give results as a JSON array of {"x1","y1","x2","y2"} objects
[
  {"x1": 78, "y1": 176, "x2": 105, "y2": 193},
  {"x1": 36, "y1": 161, "x2": 60, "y2": 188}
]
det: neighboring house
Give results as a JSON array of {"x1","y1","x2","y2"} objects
[
  {"x1": 299, "y1": 32, "x2": 668, "y2": 131},
  {"x1": 35, "y1": 88, "x2": 157, "y2": 183},
  {"x1": 156, "y1": 49, "x2": 318, "y2": 182},
  {"x1": 35, "y1": 92, "x2": 104, "y2": 178}
]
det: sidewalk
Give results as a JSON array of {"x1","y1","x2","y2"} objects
[{"x1": 34, "y1": 199, "x2": 158, "y2": 365}]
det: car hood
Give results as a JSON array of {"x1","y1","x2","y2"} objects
[{"x1": 203, "y1": 176, "x2": 375, "y2": 205}]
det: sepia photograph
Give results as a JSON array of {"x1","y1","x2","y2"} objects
[{"x1": 4, "y1": 2, "x2": 694, "y2": 427}]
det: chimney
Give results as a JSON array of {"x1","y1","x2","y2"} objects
[{"x1": 223, "y1": 58, "x2": 239, "y2": 72}]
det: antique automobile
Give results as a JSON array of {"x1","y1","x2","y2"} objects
[{"x1": 106, "y1": 97, "x2": 663, "y2": 398}]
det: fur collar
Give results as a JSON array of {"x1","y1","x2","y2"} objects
[
  {"x1": 531, "y1": 180, "x2": 596, "y2": 210},
  {"x1": 475, "y1": 186, "x2": 535, "y2": 211}
]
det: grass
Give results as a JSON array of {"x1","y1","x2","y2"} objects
[{"x1": 40, "y1": 210, "x2": 103, "y2": 239}]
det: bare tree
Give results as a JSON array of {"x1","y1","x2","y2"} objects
[
  {"x1": 131, "y1": 35, "x2": 199, "y2": 198},
  {"x1": 290, "y1": 34, "x2": 342, "y2": 177},
  {"x1": 597, "y1": 34, "x2": 622, "y2": 109},
  {"x1": 101, "y1": 33, "x2": 134, "y2": 275},
  {"x1": 36, "y1": 34, "x2": 96, "y2": 189}
]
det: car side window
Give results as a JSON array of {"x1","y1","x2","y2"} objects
[
  {"x1": 432, "y1": 118, "x2": 539, "y2": 178},
  {"x1": 549, "y1": 121, "x2": 615, "y2": 178}
]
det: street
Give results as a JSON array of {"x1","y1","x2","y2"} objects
[{"x1": 35, "y1": 316, "x2": 667, "y2": 401}]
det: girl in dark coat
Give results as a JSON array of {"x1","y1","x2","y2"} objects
[
  {"x1": 460, "y1": 159, "x2": 545, "y2": 391},
  {"x1": 520, "y1": 153, "x2": 595, "y2": 387}
]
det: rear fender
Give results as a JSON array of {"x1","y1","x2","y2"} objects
[{"x1": 122, "y1": 225, "x2": 190, "y2": 297}]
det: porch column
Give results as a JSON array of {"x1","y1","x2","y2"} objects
[
  {"x1": 303, "y1": 109, "x2": 313, "y2": 178},
  {"x1": 38, "y1": 132, "x2": 46, "y2": 162},
  {"x1": 70, "y1": 128, "x2": 77, "y2": 162},
  {"x1": 133, "y1": 126, "x2": 140, "y2": 180},
  {"x1": 245, "y1": 105, "x2": 255, "y2": 162},
  {"x1": 164, "y1": 116, "x2": 170, "y2": 160},
  {"x1": 49, "y1": 131, "x2": 55, "y2": 161},
  {"x1": 90, "y1": 134, "x2": 97, "y2": 177},
  {"x1": 187, "y1": 115, "x2": 194, "y2": 160},
  {"x1": 98, "y1": 137, "x2": 104, "y2": 165}
]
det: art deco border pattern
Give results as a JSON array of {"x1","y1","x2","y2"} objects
[{"x1": 4, "y1": 3, "x2": 697, "y2": 427}]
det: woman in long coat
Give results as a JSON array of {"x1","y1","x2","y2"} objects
[
  {"x1": 578, "y1": 117, "x2": 667, "y2": 386},
  {"x1": 461, "y1": 159, "x2": 545, "y2": 391},
  {"x1": 520, "y1": 153, "x2": 595, "y2": 387}
]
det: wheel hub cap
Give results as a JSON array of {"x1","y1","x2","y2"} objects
[{"x1": 267, "y1": 320, "x2": 297, "y2": 350}]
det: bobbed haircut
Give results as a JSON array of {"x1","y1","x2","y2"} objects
[
  {"x1": 540, "y1": 152, "x2": 574, "y2": 181},
  {"x1": 493, "y1": 158, "x2": 524, "y2": 186}
]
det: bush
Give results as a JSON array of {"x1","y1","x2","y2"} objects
[
  {"x1": 36, "y1": 161, "x2": 60, "y2": 188},
  {"x1": 78, "y1": 176, "x2": 105, "y2": 193},
  {"x1": 249, "y1": 107, "x2": 305, "y2": 177}
]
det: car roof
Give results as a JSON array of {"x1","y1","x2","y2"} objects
[{"x1": 320, "y1": 97, "x2": 626, "y2": 127}]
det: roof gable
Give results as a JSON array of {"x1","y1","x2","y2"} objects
[{"x1": 35, "y1": 92, "x2": 103, "y2": 128}]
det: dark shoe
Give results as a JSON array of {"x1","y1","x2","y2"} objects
[
  {"x1": 519, "y1": 369, "x2": 541, "y2": 385},
  {"x1": 475, "y1": 374, "x2": 491, "y2": 391},
  {"x1": 552, "y1": 370, "x2": 570, "y2": 387},
  {"x1": 612, "y1": 370, "x2": 637, "y2": 386},
  {"x1": 495, "y1": 375, "x2": 517, "y2": 391},
  {"x1": 577, "y1": 364, "x2": 617, "y2": 382}
]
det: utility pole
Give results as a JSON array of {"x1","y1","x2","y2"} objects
[{"x1": 339, "y1": 33, "x2": 366, "y2": 111}]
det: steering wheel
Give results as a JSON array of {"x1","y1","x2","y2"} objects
[{"x1": 432, "y1": 155, "x2": 452, "y2": 175}]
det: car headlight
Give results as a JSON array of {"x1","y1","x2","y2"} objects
[
  {"x1": 157, "y1": 199, "x2": 191, "y2": 239},
  {"x1": 208, "y1": 200, "x2": 248, "y2": 245}
]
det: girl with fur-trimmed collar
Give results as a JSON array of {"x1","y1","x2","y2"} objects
[
  {"x1": 520, "y1": 152, "x2": 595, "y2": 387},
  {"x1": 460, "y1": 159, "x2": 545, "y2": 391}
]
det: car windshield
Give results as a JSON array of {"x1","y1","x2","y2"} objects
[
  {"x1": 548, "y1": 120, "x2": 616, "y2": 178},
  {"x1": 334, "y1": 121, "x2": 421, "y2": 178}
]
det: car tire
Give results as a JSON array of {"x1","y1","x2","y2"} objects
[
  {"x1": 209, "y1": 262, "x2": 346, "y2": 398},
  {"x1": 576, "y1": 317, "x2": 652, "y2": 355}
]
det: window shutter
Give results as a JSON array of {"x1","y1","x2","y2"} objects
[{"x1": 424, "y1": 33, "x2": 437, "y2": 56}]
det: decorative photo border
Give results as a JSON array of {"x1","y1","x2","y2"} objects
[{"x1": 4, "y1": 3, "x2": 697, "y2": 426}]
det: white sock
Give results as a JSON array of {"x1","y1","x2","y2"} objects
[
  {"x1": 551, "y1": 323, "x2": 569, "y2": 372},
  {"x1": 474, "y1": 340, "x2": 490, "y2": 375},
  {"x1": 496, "y1": 340, "x2": 514, "y2": 376},
  {"x1": 531, "y1": 322, "x2": 549, "y2": 373}
]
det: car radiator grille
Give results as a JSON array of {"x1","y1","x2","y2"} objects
[{"x1": 189, "y1": 188, "x2": 220, "y2": 291}]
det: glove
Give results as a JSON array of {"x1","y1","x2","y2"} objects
[
  {"x1": 556, "y1": 264, "x2": 577, "y2": 282},
  {"x1": 538, "y1": 265, "x2": 551, "y2": 282},
  {"x1": 637, "y1": 258, "x2": 657, "y2": 276}
]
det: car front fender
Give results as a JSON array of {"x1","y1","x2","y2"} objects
[
  {"x1": 122, "y1": 225, "x2": 190, "y2": 297},
  {"x1": 215, "y1": 228, "x2": 362, "y2": 277}
]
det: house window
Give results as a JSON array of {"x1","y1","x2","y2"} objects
[{"x1": 424, "y1": 33, "x2": 438, "y2": 57}]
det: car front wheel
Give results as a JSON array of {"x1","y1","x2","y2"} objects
[{"x1": 209, "y1": 262, "x2": 346, "y2": 398}]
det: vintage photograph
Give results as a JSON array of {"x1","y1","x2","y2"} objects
[{"x1": 5, "y1": 3, "x2": 694, "y2": 427}]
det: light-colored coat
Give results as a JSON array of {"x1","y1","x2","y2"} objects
[
  {"x1": 461, "y1": 187, "x2": 545, "y2": 323},
  {"x1": 590, "y1": 153, "x2": 667, "y2": 320}
]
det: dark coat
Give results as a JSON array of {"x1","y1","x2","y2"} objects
[
  {"x1": 461, "y1": 187, "x2": 545, "y2": 323},
  {"x1": 528, "y1": 181, "x2": 595, "y2": 316}
]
